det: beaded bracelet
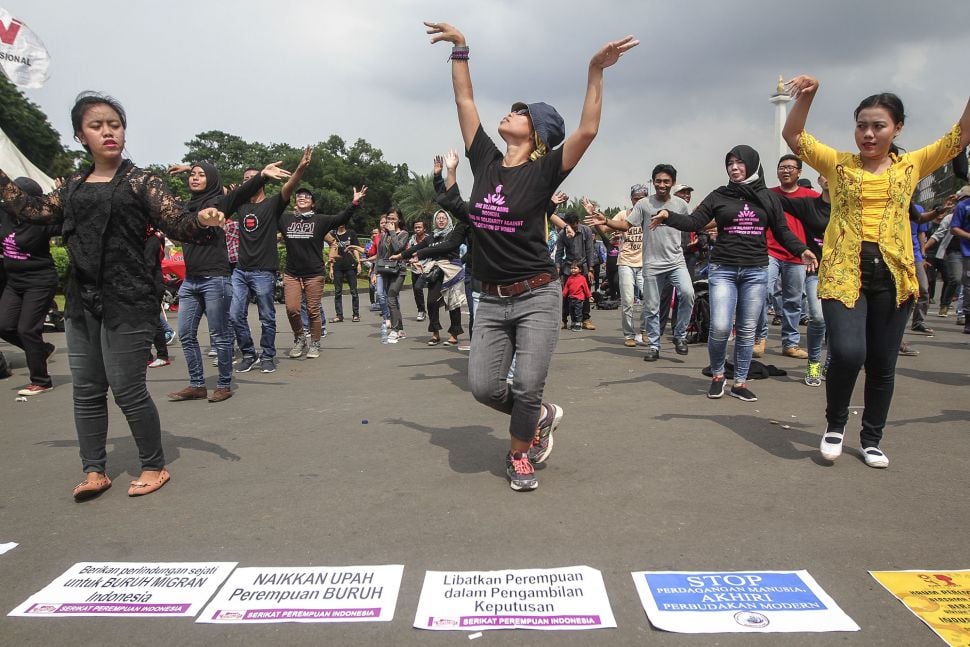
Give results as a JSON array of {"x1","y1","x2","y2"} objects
[{"x1": 449, "y1": 45, "x2": 469, "y2": 61}]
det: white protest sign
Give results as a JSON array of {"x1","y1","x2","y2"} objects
[
  {"x1": 631, "y1": 570, "x2": 859, "y2": 633},
  {"x1": 0, "y1": 9, "x2": 51, "y2": 88},
  {"x1": 414, "y1": 566, "x2": 616, "y2": 631},
  {"x1": 8, "y1": 562, "x2": 237, "y2": 618},
  {"x1": 197, "y1": 565, "x2": 403, "y2": 623}
]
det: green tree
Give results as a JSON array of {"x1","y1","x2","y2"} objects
[
  {"x1": 391, "y1": 172, "x2": 438, "y2": 225},
  {"x1": 0, "y1": 75, "x2": 78, "y2": 176}
]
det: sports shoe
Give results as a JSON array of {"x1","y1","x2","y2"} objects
[
  {"x1": 783, "y1": 346, "x2": 809, "y2": 359},
  {"x1": 528, "y1": 403, "x2": 563, "y2": 464},
  {"x1": 148, "y1": 357, "x2": 171, "y2": 368},
  {"x1": 570, "y1": 323, "x2": 582, "y2": 331},
  {"x1": 674, "y1": 338, "x2": 689, "y2": 355},
  {"x1": 643, "y1": 347, "x2": 659, "y2": 362},
  {"x1": 819, "y1": 427, "x2": 844, "y2": 460},
  {"x1": 771, "y1": 315, "x2": 782, "y2": 326},
  {"x1": 634, "y1": 333, "x2": 644, "y2": 345},
  {"x1": 752, "y1": 338, "x2": 766, "y2": 358},
  {"x1": 260, "y1": 358, "x2": 276, "y2": 373},
  {"x1": 911, "y1": 323, "x2": 934, "y2": 336},
  {"x1": 505, "y1": 451, "x2": 538, "y2": 491},
  {"x1": 385, "y1": 331, "x2": 399, "y2": 344},
  {"x1": 351, "y1": 315, "x2": 360, "y2": 322},
  {"x1": 729, "y1": 383, "x2": 758, "y2": 401},
  {"x1": 938, "y1": 305, "x2": 949, "y2": 317},
  {"x1": 236, "y1": 355, "x2": 259, "y2": 373},
  {"x1": 207, "y1": 348, "x2": 218, "y2": 358},
  {"x1": 306, "y1": 341, "x2": 320, "y2": 359},
  {"x1": 862, "y1": 446, "x2": 889, "y2": 468},
  {"x1": 804, "y1": 360, "x2": 822, "y2": 387},
  {"x1": 289, "y1": 335, "x2": 307, "y2": 358},
  {"x1": 623, "y1": 338, "x2": 637, "y2": 347},
  {"x1": 707, "y1": 375, "x2": 725, "y2": 399},
  {"x1": 416, "y1": 311, "x2": 426, "y2": 322},
  {"x1": 582, "y1": 320, "x2": 596, "y2": 330},
  {"x1": 164, "y1": 330, "x2": 176, "y2": 345},
  {"x1": 17, "y1": 384, "x2": 52, "y2": 396}
]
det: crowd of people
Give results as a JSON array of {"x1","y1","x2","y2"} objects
[{"x1": 1, "y1": 23, "x2": 969, "y2": 497}]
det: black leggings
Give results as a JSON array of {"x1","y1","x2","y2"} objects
[{"x1": 822, "y1": 244, "x2": 913, "y2": 447}]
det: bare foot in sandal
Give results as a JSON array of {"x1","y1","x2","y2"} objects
[{"x1": 128, "y1": 468, "x2": 171, "y2": 497}]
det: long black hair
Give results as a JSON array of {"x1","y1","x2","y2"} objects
[{"x1": 854, "y1": 93, "x2": 905, "y2": 156}]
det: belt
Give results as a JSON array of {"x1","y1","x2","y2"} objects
[{"x1": 480, "y1": 272, "x2": 556, "y2": 298}]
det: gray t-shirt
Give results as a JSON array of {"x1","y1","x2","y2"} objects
[{"x1": 626, "y1": 195, "x2": 690, "y2": 275}]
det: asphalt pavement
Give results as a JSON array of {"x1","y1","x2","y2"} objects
[{"x1": 0, "y1": 303, "x2": 967, "y2": 646}]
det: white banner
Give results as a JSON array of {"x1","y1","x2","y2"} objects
[
  {"x1": 0, "y1": 9, "x2": 51, "y2": 88},
  {"x1": 414, "y1": 566, "x2": 616, "y2": 631},
  {"x1": 197, "y1": 565, "x2": 404, "y2": 624},
  {"x1": 631, "y1": 570, "x2": 859, "y2": 633},
  {"x1": 8, "y1": 562, "x2": 237, "y2": 618}
]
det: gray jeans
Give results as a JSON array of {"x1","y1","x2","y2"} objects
[
  {"x1": 66, "y1": 311, "x2": 164, "y2": 473},
  {"x1": 468, "y1": 281, "x2": 560, "y2": 442}
]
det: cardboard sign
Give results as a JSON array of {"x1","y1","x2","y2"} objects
[
  {"x1": 9, "y1": 562, "x2": 237, "y2": 617},
  {"x1": 197, "y1": 565, "x2": 403, "y2": 624},
  {"x1": 871, "y1": 569, "x2": 970, "y2": 646},
  {"x1": 415, "y1": 566, "x2": 616, "y2": 631},
  {"x1": 631, "y1": 570, "x2": 859, "y2": 633}
]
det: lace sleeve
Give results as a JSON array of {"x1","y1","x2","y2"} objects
[
  {"x1": 0, "y1": 170, "x2": 67, "y2": 224},
  {"x1": 137, "y1": 171, "x2": 215, "y2": 244}
]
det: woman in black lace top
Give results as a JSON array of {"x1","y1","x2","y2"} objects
[{"x1": 0, "y1": 92, "x2": 226, "y2": 501}]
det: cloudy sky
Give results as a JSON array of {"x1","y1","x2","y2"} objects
[{"x1": 7, "y1": 0, "x2": 970, "y2": 208}]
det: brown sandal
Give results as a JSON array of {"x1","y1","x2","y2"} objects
[
  {"x1": 73, "y1": 475, "x2": 112, "y2": 501},
  {"x1": 127, "y1": 468, "x2": 171, "y2": 497}
]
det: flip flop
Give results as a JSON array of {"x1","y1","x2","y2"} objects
[
  {"x1": 443, "y1": 338, "x2": 458, "y2": 346},
  {"x1": 73, "y1": 475, "x2": 112, "y2": 502},
  {"x1": 128, "y1": 469, "x2": 171, "y2": 497},
  {"x1": 428, "y1": 337, "x2": 441, "y2": 346}
]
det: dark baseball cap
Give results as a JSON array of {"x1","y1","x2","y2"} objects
[
  {"x1": 511, "y1": 101, "x2": 565, "y2": 150},
  {"x1": 294, "y1": 187, "x2": 315, "y2": 199}
]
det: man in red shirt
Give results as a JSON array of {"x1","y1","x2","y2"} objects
[{"x1": 754, "y1": 154, "x2": 818, "y2": 358}]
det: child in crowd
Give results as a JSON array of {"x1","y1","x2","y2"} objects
[{"x1": 562, "y1": 262, "x2": 592, "y2": 331}]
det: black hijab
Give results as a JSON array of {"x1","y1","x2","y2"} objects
[
  {"x1": 715, "y1": 145, "x2": 783, "y2": 219},
  {"x1": 185, "y1": 162, "x2": 224, "y2": 214}
]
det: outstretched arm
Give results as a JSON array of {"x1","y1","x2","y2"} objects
[
  {"x1": 782, "y1": 75, "x2": 819, "y2": 154},
  {"x1": 958, "y1": 98, "x2": 970, "y2": 150},
  {"x1": 280, "y1": 146, "x2": 312, "y2": 203},
  {"x1": 561, "y1": 35, "x2": 638, "y2": 172},
  {"x1": 426, "y1": 22, "x2": 480, "y2": 150}
]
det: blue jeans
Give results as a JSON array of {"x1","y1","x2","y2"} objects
[
  {"x1": 375, "y1": 274, "x2": 391, "y2": 321},
  {"x1": 66, "y1": 311, "x2": 163, "y2": 473},
  {"x1": 708, "y1": 264, "x2": 768, "y2": 384},
  {"x1": 159, "y1": 311, "x2": 173, "y2": 336},
  {"x1": 643, "y1": 265, "x2": 694, "y2": 349},
  {"x1": 300, "y1": 294, "x2": 327, "y2": 333},
  {"x1": 230, "y1": 269, "x2": 276, "y2": 359},
  {"x1": 178, "y1": 276, "x2": 233, "y2": 389},
  {"x1": 469, "y1": 281, "x2": 559, "y2": 442},
  {"x1": 804, "y1": 273, "x2": 825, "y2": 363},
  {"x1": 758, "y1": 257, "x2": 806, "y2": 348},
  {"x1": 617, "y1": 264, "x2": 644, "y2": 339}
]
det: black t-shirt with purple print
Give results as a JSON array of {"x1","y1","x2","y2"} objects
[
  {"x1": 664, "y1": 191, "x2": 807, "y2": 268},
  {"x1": 464, "y1": 125, "x2": 570, "y2": 283}
]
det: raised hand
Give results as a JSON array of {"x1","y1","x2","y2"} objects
[
  {"x1": 584, "y1": 213, "x2": 607, "y2": 227},
  {"x1": 197, "y1": 207, "x2": 225, "y2": 228},
  {"x1": 581, "y1": 196, "x2": 597, "y2": 215},
  {"x1": 590, "y1": 36, "x2": 639, "y2": 70},
  {"x1": 785, "y1": 75, "x2": 819, "y2": 99},
  {"x1": 444, "y1": 149, "x2": 460, "y2": 171},
  {"x1": 424, "y1": 21, "x2": 466, "y2": 46},
  {"x1": 552, "y1": 191, "x2": 569, "y2": 206},
  {"x1": 433, "y1": 155, "x2": 443, "y2": 175},
  {"x1": 297, "y1": 145, "x2": 313, "y2": 171},
  {"x1": 167, "y1": 164, "x2": 191, "y2": 176},
  {"x1": 261, "y1": 161, "x2": 292, "y2": 182},
  {"x1": 353, "y1": 186, "x2": 368, "y2": 203}
]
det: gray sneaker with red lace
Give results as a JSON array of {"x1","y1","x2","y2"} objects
[
  {"x1": 528, "y1": 403, "x2": 563, "y2": 464},
  {"x1": 506, "y1": 451, "x2": 538, "y2": 491}
]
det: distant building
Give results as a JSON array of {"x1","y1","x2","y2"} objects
[{"x1": 917, "y1": 149, "x2": 968, "y2": 208}]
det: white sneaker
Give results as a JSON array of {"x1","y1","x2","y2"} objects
[
  {"x1": 306, "y1": 341, "x2": 320, "y2": 358},
  {"x1": 416, "y1": 312, "x2": 426, "y2": 322},
  {"x1": 862, "y1": 446, "x2": 889, "y2": 468},
  {"x1": 289, "y1": 336, "x2": 307, "y2": 358},
  {"x1": 386, "y1": 331, "x2": 399, "y2": 344},
  {"x1": 207, "y1": 348, "x2": 217, "y2": 357},
  {"x1": 819, "y1": 428, "x2": 844, "y2": 460},
  {"x1": 634, "y1": 333, "x2": 643, "y2": 345}
]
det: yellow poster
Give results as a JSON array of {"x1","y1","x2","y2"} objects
[{"x1": 870, "y1": 570, "x2": 970, "y2": 646}]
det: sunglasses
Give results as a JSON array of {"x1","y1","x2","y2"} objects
[{"x1": 512, "y1": 108, "x2": 530, "y2": 117}]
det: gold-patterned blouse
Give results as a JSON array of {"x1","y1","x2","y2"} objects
[{"x1": 798, "y1": 125, "x2": 962, "y2": 307}]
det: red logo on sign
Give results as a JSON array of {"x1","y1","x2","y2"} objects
[{"x1": 0, "y1": 19, "x2": 22, "y2": 46}]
